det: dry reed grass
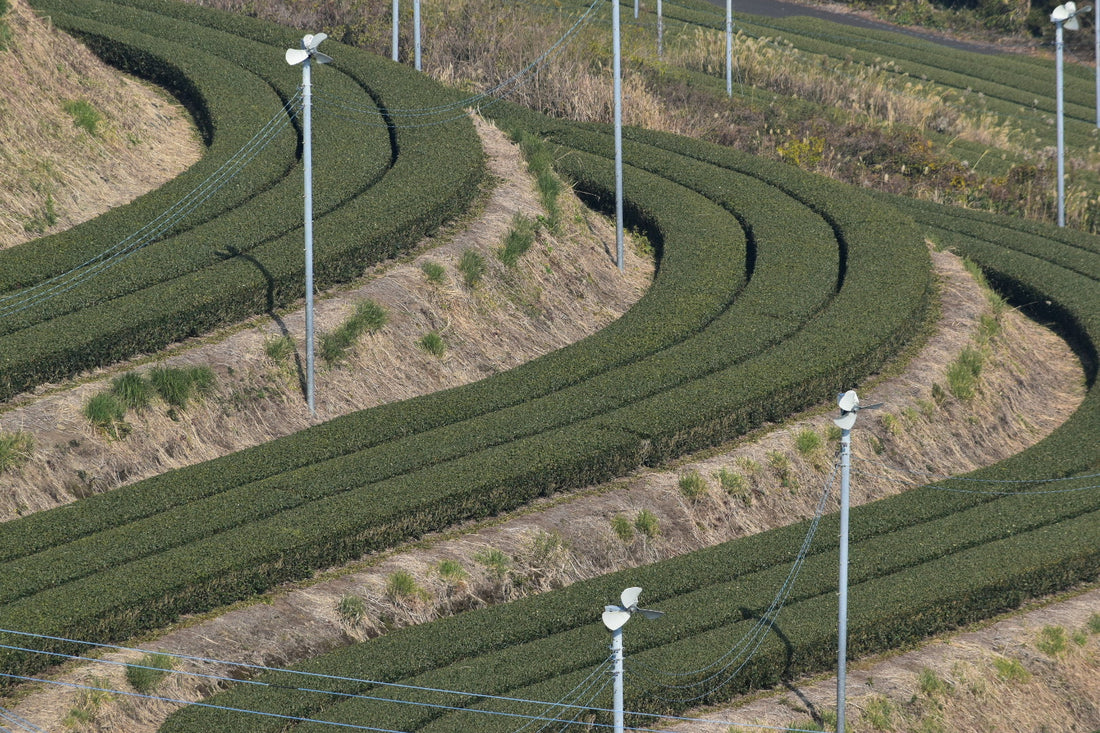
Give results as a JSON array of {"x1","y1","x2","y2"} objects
[{"x1": 0, "y1": 0, "x2": 201, "y2": 249}]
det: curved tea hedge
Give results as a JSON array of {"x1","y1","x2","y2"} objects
[
  {"x1": 159, "y1": 187, "x2": 1100, "y2": 733},
  {"x1": 0, "y1": 0, "x2": 483, "y2": 400},
  {"x1": 0, "y1": 83, "x2": 933, "y2": 686}
]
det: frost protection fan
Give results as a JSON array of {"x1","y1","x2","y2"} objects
[
  {"x1": 602, "y1": 587, "x2": 665, "y2": 630},
  {"x1": 285, "y1": 32, "x2": 333, "y2": 67}
]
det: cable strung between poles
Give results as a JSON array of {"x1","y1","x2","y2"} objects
[
  {"x1": 0, "y1": 93, "x2": 300, "y2": 320},
  {"x1": 625, "y1": 457, "x2": 840, "y2": 704}
]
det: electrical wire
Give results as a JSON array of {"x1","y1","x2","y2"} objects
[
  {"x1": 851, "y1": 457, "x2": 1100, "y2": 495},
  {"x1": 0, "y1": 92, "x2": 300, "y2": 320},
  {"x1": 310, "y1": 0, "x2": 604, "y2": 130},
  {"x1": 624, "y1": 456, "x2": 840, "y2": 704},
  {"x1": 0, "y1": 705, "x2": 42, "y2": 733}
]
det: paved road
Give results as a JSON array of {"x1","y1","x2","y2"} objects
[{"x1": 703, "y1": 0, "x2": 1005, "y2": 54}]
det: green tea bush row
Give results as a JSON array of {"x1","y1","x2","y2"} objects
[
  {"x1": 159, "y1": 482, "x2": 1100, "y2": 731},
  {"x1": 1, "y1": 0, "x2": 483, "y2": 400},
  {"x1": 0, "y1": 90, "x2": 930, "y2": 685}
]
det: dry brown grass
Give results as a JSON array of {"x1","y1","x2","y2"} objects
[{"x1": 0, "y1": 0, "x2": 201, "y2": 248}]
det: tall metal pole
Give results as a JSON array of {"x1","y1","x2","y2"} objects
[
  {"x1": 837, "y1": 423, "x2": 852, "y2": 733},
  {"x1": 414, "y1": 0, "x2": 422, "y2": 71},
  {"x1": 657, "y1": 0, "x2": 663, "y2": 57},
  {"x1": 392, "y1": 0, "x2": 400, "y2": 62},
  {"x1": 1056, "y1": 19, "x2": 1066, "y2": 227},
  {"x1": 610, "y1": 621, "x2": 625, "y2": 733},
  {"x1": 614, "y1": 0, "x2": 624, "y2": 272},
  {"x1": 634, "y1": 0, "x2": 639, "y2": 19},
  {"x1": 1095, "y1": 3, "x2": 1099, "y2": 126},
  {"x1": 725, "y1": 0, "x2": 733, "y2": 97},
  {"x1": 302, "y1": 58, "x2": 316, "y2": 417}
]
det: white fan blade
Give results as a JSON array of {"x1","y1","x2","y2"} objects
[
  {"x1": 837, "y1": 390, "x2": 859, "y2": 413},
  {"x1": 1051, "y1": 3, "x2": 1071, "y2": 20},
  {"x1": 1066, "y1": 15, "x2": 1081, "y2": 29},
  {"x1": 312, "y1": 51, "x2": 334, "y2": 65},
  {"x1": 602, "y1": 609, "x2": 631, "y2": 631},
  {"x1": 307, "y1": 32, "x2": 328, "y2": 50},
  {"x1": 638, "y1": 608, "x2": 665, "y2": 620},
  {"x1": 620, "y1": 587, "x2": 642, "y2": 611},
  {"x1": 833, "y1": 411, "x2": 857, "y2": 431},
  {"x1": 285, "y1": 48, "x2": 310, "y2": 65}
]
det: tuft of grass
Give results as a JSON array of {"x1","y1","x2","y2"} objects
[
  {"x1": 264, "y1": 334, "x2": 295, "y2": 363},
  {"x1": 418, "y1": 331, "x2": 446, "y2": 357},
  {"x1": 498, "y1": 213, "x2": 536, "y2": 266},
  {"x1": 1088, "y1": 613, "x2": 1100, "y2": 634},
  {"x1": 880, "y1": 412, "x2": 901, "y2": 437},
  {"x1": 634, "y1": 509, "x2": 660, "y2": 538},
  {"x1": 678, "y1": 469, "x2": 709, "y2": 500},
  {"x1": 1035, "y1": 625, "x2": 1068, "y2": 657},
  {"x1": 458, "y1": 249, "x2": 486, "y2": 288},
  {"x1": 610, "y1": 514, "x2": 635, "y2": 542},
  {"x1": 63, "y1": 676, "x2": 112, "y2": 726},
  {"x1": 437, "y1": 559, "x2": 468, "y2": 586},
  {"x1": 475, "y1": 548, "x2": 512, "y2": 582},
  {"x1": 767, "y1": 450, "x2": 797, "y2": 490},
  {"x1": 148, "y1": 366, "x2": 192, "y2": 408},
  {"x1": 992, "y1": 655, "x2": 1030, "y2": 683},
  {"x1": 63, "y1": 99, "x2": 103, "y2": 136},
  {"x1": 320, "y1": 300, "x2": 389, "y2": 366},
  {"x1": 946, "y1": 346, "x2": 983, "y2": 400},
  {"x1": 0, "y1": 431, "x2": 34, "y2": 473},
  {"x1": 715, "y1": 468, "x2": 751, "y2": 504},
  {"x1": 336, "y1": 594, "x2": 366, "y2": 625},
  {"x1": 794, "y1": 428, "x2": 822, "y2": 455},
  {"x1": 861, "y1": 694, "x2": 896, "y2": 730},
  {"x1": 111, "y1": 372, "x2": 152, "y2": 411},
  {"x1": 83, "y1": 392, "x2": 127, "y2": 438},
  {"x1": 385, "y1": 570, "x2": 428, "y2": 605},
  {"x1": 918, "y1": 667, "x2": 952, "y2": 698},
  {"x1": 125, "y1": 652, "x2": 173, "y2": 694},
  {"x1": 421, "y1": 260, "x2": 447, "y2": 285}
]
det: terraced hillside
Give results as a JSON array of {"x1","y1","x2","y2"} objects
[{"x1": 0, "y1": 0, "x2": 1096, "y2": 730}]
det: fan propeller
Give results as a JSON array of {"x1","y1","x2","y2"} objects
[
  {"x1": 285, "y1": 32, "x2": 333, "y2": 66},
  {"x1": 602, "y1": 586, "x2": 664, "y2": 631}
]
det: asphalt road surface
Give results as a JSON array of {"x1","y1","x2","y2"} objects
[{"x1": 703, "y1": 0, "x2": 1005, "y2": 54}]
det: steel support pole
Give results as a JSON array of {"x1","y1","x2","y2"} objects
[
  {"x1": 726, "y1": 0, "x2": 733, "y2": 97},
  {"x1": 657, "y1": 0, "x2": 663, "y2": 56},
  {"x1": 414, "y1": 0, "x2": 422, "y2": 70},
  {"x1": 1095, "y1": 3, "x2": 1099, "y2": 126},
  {"x1": 611, "y1": 624, "x2": 625, "y2": 733},
  {"x1": 614, "y1": 0, "x2": 624, "y2": 272},
  {"x1": 302, "y1": 59, "x2": 316, "y2": 417},
  {"x1": 392, "y1": 0, "x2": 399, "y2": 61},
  {"x1": 1056, "y1": 20, "x2": 1066, "y2": 227},
  {"x1": 837, "y1": 424, "x2": 851, "y2": 732}
]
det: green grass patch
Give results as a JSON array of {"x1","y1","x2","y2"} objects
[
  {"x1": 82, "y1": 392, "x2": 127, "y2": 438},
  {"x1": 111, "y1": 372, "x2": 152, "y2": 411},
  {"x1": 678, "y1": 469, "x2": 709, "y2": 500},
  {"x1": 946, "y1": 346, "x2": 984, "y2": 400},
  {"x1": 498, "y1": 214, "x2": 536, "y2": 267},
  {"x1": 418, "y1": 331, "x2": 446, "y2": 357},
  {"x1": 421, "y1": 260, "x2": 446, "y2": 285},
  {"x1": 0, "y1": 431, "x2": 34, "y2": 473},
  {"x1": 125, "y1": 652, "x2": 173, "y2": 694},
  {"x1": 63, "y1": 99, "x2": 102, "y2": 136},
  {"x1": 458, "y1": 249, "x2": 486, "y2": 288}
]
